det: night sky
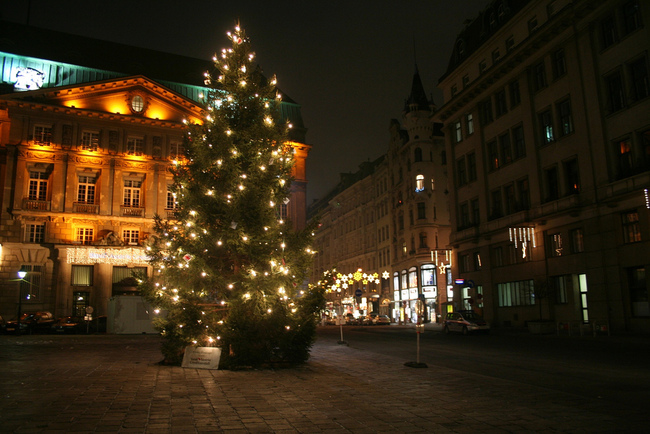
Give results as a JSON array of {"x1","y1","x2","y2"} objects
[{"x1": 1, "y1": 0, "x2": 489, "y2": 204}]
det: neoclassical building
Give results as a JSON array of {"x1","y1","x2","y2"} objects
[
  {"x1": 0, "y1": 22, "x2": 310, "y2": 325},
  {"x1": 436, "y1": 0, "x2": 649, "y2": 332}
]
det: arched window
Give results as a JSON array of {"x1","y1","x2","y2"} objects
[{"x1": 415, "y1": 174, "x2": 425, "y2": 192}]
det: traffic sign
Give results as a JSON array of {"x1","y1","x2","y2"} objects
[{"x1": 354, "y1": 289, "x2": 362, "y2": 297}]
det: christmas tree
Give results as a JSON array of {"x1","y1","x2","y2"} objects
[{"x1": 140, "y1": 24, "x2": 323, "y2": 368}]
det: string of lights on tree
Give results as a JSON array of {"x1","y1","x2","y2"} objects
[{"x1": 139, "y1": 24, "x2": 321, "y2": 367}]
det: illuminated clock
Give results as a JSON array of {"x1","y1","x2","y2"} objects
[{"x1": 14, "y1": 67, "x2": 45, "y2": 90}]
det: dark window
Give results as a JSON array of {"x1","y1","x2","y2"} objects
[
  {"x1": 488, "y1": 140, "x2": 499, "y2": 171},
  {"x1": 601, "y1": 16, "x2": 618, "y2": 48},
  {"x1": 512, "y1": 125, "x2": 526, "y2": 159},
  {"x1": 616, "y1": 138, "x2": 634, "y2": 178},
  {"x1": 548, "y1": 233, "x2": 563, "y2": 257},
  {"x1": 479, "y1": 98, "x2": 493, "y2": 125},
  {"x1": 492, "y1": 246, "x2": 504, "y2": 267},
  {"x1": 499, "y1": 132, "x2": 513, "y2": 165},
  {"x1": 462, "y1": 75, "x2": 470, "y2": 88},
  {"x1": 528, "y1": 16, "x2": 538, "y2": 34},
  {"x1": 509, "y1": 80, "x2": 521, "y2": 107},
  {"x1": 539, "y1": 110, "x2": 555, "y2": 144},
  {"x1": 479, "y1": 59, "x2": 487, "y2": 74},
  {"x1": 470, "y1": 198, "x2": 480, "y2": 226},
  {"x1": 605, "y1": 72, "x2": 626, "y2": 112},
  {"x1": 564, "y1": 158, "x2": 580, "y2": 195},
  {"x1": 622, "y1": 211, "x2": 642, "y2": 243},
  {"x1": 504, "y1": 183, "x2": 516, "y2": 215},
  {"x1": 417, "y1": 202, "x2": 426, "y2": 220},
  {"x1": 490, "y1": 189, "x2": 503, "y2": 219},
  {"x1": 627, "y1": 266, "x2": 648, "y2": 317},
  {"x1": 495, "y1": 89, "x2": 508, "y2": 117},
  {"x1": 533, "y1": 62, "x2": 547, "y2": 91},
  {"x1": 459, "y1": 202, "x2": 470, "y2": 229},
  {"x1": 545, "y1": 166, "x2": 559, "y2": 201},
  {"x1": 506, "y1": 36, "x2": 515, "y2": 52},
  {"x1": 557, "y1": 99, "x2": 574, "y2": 136},
  {"x1": 492, "y1": 48, "x2": 501, "y2": 64},
  {"x1": 414, "y1": 147, "x2": 423, "y2": 162},
  {"x1": 467, "y1": 152, "x2": 477, "y2": 182},
  {"x1": 552, "y1": 49, "x2": 567, "y2": 79},
  {"x1": 621, "y1": 0, "x2": 642, "y2": 35},
  {"x1": 456, "y1": 158, "x2": 467, "y2": 187},
  {"x1": 629, "y1": 57, "x2": 649, "y2": 101},
  {"x1": 517, "y1": 177, "x2": 530, "y2": 210},
  {"x1": 570, "y1": 228, "x2": 584, "y2": 253}
]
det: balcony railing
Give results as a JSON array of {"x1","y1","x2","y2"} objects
[
  {"x1": 73, "y1": 202, "x2": 99, "y2": 214},
  {"x1": 22, "y1": 198, "x2": 50, "y2": 211},
  {"x1": 121, "y1": 206, "x2": 144, "y2": 217}
]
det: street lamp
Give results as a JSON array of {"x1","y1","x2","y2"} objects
[{"x1": 16, "y1": 270, "x2": 27, "y2": 334}]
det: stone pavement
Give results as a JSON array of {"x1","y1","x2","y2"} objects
[{"x1": 0, "y1": 328, "x2": 646, "y2": 433}]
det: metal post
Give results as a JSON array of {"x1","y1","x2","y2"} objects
[{"x1": 16, "y1": 271, "x2": 27, "y2": 335}]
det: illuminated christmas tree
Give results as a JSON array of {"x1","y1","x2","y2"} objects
[{"x1": 140, "y1": 24, "x2": 323, "y2": 368}]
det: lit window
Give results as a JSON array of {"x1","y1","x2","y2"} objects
[
  {"x1": 166, "y1": 189, "x2": 178, "y2": 209},
  {"x1": 123, "y1": 229, "x2": 140, "y2": 245},
  {"x1": 76, "y1": 228, "x2": 94, "y2": 245},
  {"x1": 123, "y1": 179, "x2": 142, "y2": 207},
  {"x1": 28, "y1": 171, "x2": 48, "y2": 201},
  {"x1": 131, "y1": 95, "x2": 145, "y2": 113},
  {"x1": 539, "y1": 110, "x2": 554, "y2": 144},
  {"x1": 27, "y1": 223, "x2": 45, "y2": 243},
  {"x1": 72, "y1": 265, "x2": 94, "y2": 286},
  {"x1": 415, "y1": 175, "x2": 424, "y2": 192},
  {"x1": 77, "y1": 175, "x2": 96, "y2": 203}
]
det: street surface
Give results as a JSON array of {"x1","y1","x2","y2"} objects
[{"x1": 0, "y1": 325, "x2": 647, "y2": 433}]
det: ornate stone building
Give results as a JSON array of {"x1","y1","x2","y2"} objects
[
  {"x1": 310, "y1": 69, "x2": 451, "y2": 323},
  {"x1": 0, "y1": 22, "x2": 310, "y2": 325}
]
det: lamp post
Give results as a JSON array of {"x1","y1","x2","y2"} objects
[{"x1": 16, "y1": 270, "x2": 27, "y2": 334}]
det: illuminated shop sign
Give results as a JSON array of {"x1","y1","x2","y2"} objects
[{"x1": 66, "y1": 247, "x2": 150, "y2": 265}]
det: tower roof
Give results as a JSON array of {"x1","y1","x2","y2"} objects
[{"x1": 404, "y1": 65, "x2": 431, "y2": 113}]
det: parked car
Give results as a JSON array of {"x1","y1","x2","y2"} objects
[
  {"x1": 365, "y1": 312, "x2": 379, "y2": 325},
  {"x1": 5, "y1": 311, "x2": 56, "y2": 334},
  {"x1": 444, "y1": 310, "x2": 490, "y2": 334},
  {"x1": 374, "y1": 315, "x2": 391, "y2": 325},
  {"x1": 51, "y1": 316, "x2": 86, "y2": 334},
  {"x1": 0, "y1": 315, "x2": 5, "y2": 333},
  {"x1": 344, "y1": 313, "x2": 359, "y2": 325}
]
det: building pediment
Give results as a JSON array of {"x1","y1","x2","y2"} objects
[{"x1": 1, "y1": 75, "x2": 204, "y2": 125}]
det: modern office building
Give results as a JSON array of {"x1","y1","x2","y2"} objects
[
  {"x1": 0, "y1": 22, "x2": 310, "y2": 324},
  {"x1": 436, "y1": 0, "x2": 649, "y2": 332}
]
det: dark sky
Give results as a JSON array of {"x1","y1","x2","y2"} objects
[{"x1": 1, "y1": 0, "x2": 489, "y2": 204}]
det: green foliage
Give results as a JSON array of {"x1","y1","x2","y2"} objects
[{"x1": 139, "y1": 23, "x2": 319, "y2": 368}]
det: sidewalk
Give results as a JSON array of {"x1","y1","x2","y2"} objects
[{"x1": 0, "y1": 332, "x2": 646, "y2": 433}]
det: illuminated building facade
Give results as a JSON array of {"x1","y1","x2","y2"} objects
[
  {"x1": 0, "y1": 22, "x2": 310, "y2": 323},
  {"x1": 437, "y1": 0, "x2": 650, "y2": 332},
  {"x1": 310, "y1": 69, "x2": 452, "y2": 323}
]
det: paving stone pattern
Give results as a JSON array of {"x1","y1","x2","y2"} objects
[{"x1": 0, "y1": 333, "x2": 644, "y2": 433}]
